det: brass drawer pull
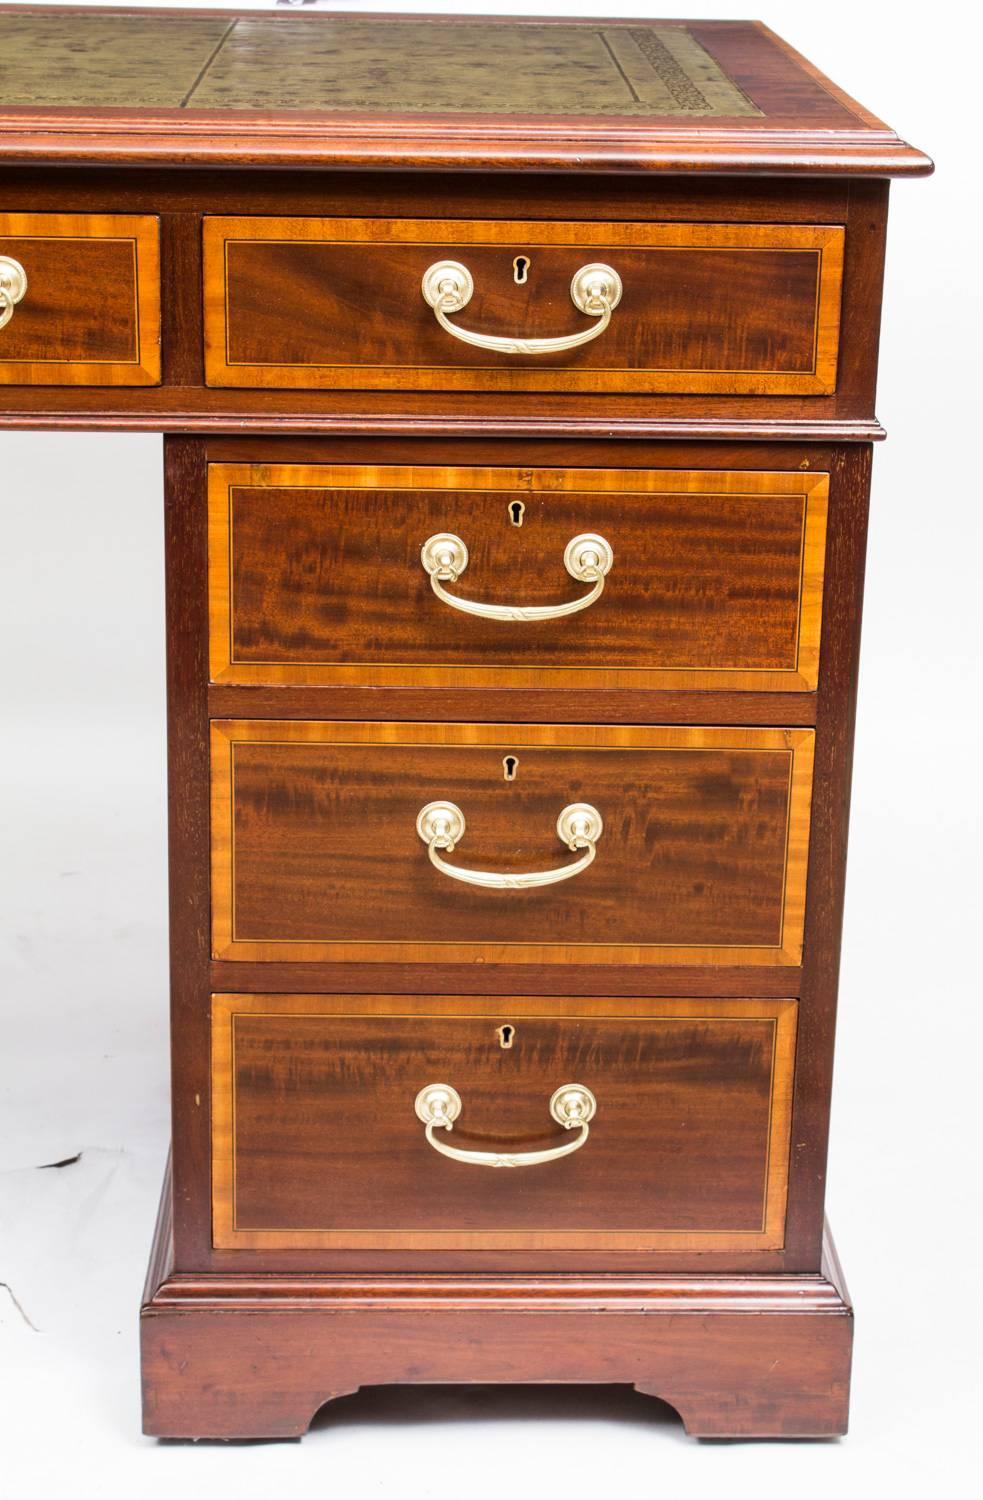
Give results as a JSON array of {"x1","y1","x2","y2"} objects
[
  {"x1": 0, "y1": 256, "x2": 28, "y2": 330},
  {"x1": 414, "y1": 1082, "x2": 597, "y2": 1168},
  {"x1": 421, "y1": 531, "x2": 613, "y2": 622},
  {"x1": 416, "y1": 801, "x2": 602, "y2": 890},
  {"x1": 421, "y1": 259, "x2": 622, "y2": 355}
]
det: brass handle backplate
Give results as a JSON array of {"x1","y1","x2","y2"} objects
[
  {"x1": 421, "y1": 259, "x2": 622, "y2": 355},
  {"x1": 0, "y1": 256, "x2": 28, "y2": 331},
  {"x1": 414, "y1": 1081, "x2": 597, "y2": 1168},
  {"x1": 421, "y1": 531, "x2": 613, "y2": 622},
  {"x1": 416, "y1": 800, "x2": 603, "y2": 890}
]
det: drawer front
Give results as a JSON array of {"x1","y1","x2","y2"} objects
[
  {"x1": 203, "y1": 217, "x2": 844, "y2": 396},
  {"x1": 212, "y1": 994, "x2": 797, "y2": 1252},
  {"x1": 208, "y1": 463, "x2": 828, "y2": 692},
  {"x1": 0, "y1": 213, "x2": 160, "y2": 385},
  {"x1": 210, "y1": 722, "x2": 814, "y2": 966}
]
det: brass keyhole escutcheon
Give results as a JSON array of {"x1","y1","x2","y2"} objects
[
  {"x1": 503, "y1": 755, "x2": 519, "y2": 781},
  {"x1": 513, "y1": 255, "x2": 530, "y2": 284},
  {"x1": 509, "y1": 500, "x2": 525, "y2": 527},
  {"x1": 497, "y1": 1024, "x2": 515, "y2": 1049}
]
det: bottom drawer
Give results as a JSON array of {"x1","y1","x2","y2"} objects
[{"x1": 212, "y1": 994, "x2": 796, "y2": 1253}]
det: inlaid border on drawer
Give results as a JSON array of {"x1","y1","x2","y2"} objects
[
  {"x1": 202, "y1": 217, "x2": 844, "y2": 395},
  {"x1": 210, "y1": 721, "x2": 815, "y2": 967},
  {"x1": 211, "y1": 994, "x2": 797, "y2": 1253},
  {"x1": 0, "y1": 212, "x2": 161, "y2": 385},
  {"x1": 207, "y1": 464, "x2": 829, "y2": 692}
]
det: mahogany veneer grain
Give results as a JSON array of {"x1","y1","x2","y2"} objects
[
  {"x1": 204, "y1": 218, "x2": 844, "y2": 396},
  {"x1": 0, "y1": 5, "x2": 927, "y2": 1442},
  {"x1": 209, "y1": 721, "x2": 815, "y2": 968},
  {"x1": 208, "y1": 462, "x2": 828, "y2": 692},
  {"x1": 0, "y1": 211, "x2": 160, "y2": 383},
  {"x1": 211, "y1": 994, "x2": 797, "y2": 1253}
]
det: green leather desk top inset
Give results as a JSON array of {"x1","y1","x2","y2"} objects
[{"x1": 0, "y1": 12, "x2": 762, "y2": 116}]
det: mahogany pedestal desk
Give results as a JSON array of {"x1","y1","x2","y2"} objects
[{"x1": 0, "y1": 7, "x2": 932, "y2": 1440}]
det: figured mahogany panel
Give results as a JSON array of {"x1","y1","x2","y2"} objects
[
  {"x1": 203, "y1": 218, "x2": 844, "y2": 395},
  {"x1": 211, "y1": 994, "x2": 797, "y2": 1252},
  {"x1": 208, "y1": 463, "x2": 828, "y2": 692},
  {"x1": 210, "y1": 721, "x2": 814, "y2": 966},
  {"x1": 0, "y1": 213, "x2": 160, "y2": 384}
]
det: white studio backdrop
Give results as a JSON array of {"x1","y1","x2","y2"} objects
[{"x1": 0, "y1": 1, "x2": 980, "y2": 1497}]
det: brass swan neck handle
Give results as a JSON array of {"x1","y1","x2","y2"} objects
[
  {"x1": 416, "y1": 801, "x2": 603, "y2": 891},
  {"x1": 421, "y1": 531, "x2": 613, "y2": 623},
  {"x1": 414, "y1": 1082, "x2": 597, "y2": 1168},
  {"x1": 421, "y1": 260, "x2": 622, "y2": 356}
]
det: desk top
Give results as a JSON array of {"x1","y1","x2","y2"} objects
[{"x1": 0, "y1": 7, "x2": 930, "y2": 175}]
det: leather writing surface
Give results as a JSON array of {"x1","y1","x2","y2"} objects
[{"x1": 0, "y1": 15, "x2": 760, "y2": 116}]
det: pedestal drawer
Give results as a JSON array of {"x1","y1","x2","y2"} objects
[
  {"x1": 211, "y1": 994, "x2": 797, "y2": 1253},
  {"x1": 0, "y1": 213, "x2": 160, "y2": 384},
  {"x1": 208, "y1": 462, "x2": 828, "y2": 692},
  {"x1": 210, "y1": 721, "x2": 814, "y2": 966},
  {"x1": 203, "y1": 216, "x2": 844, "y2": 396}
]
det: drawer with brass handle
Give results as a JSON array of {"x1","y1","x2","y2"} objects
[
  {"x1": 207, "y1": 462, "x2": 829, "y2": 692},
  {"x1": 202, "y1": 216, "x2": 844, "y2": 396},
  {"x1": 209, "y1": 720, "x2": 814, "y2": 966},
  {"x1": 0, "y1": 213, "x2": 161, "y2": 385},
  {"x1": 211, "y1": 994, "x2": 797, "y2": 1254}
]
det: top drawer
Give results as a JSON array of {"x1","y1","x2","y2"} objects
[
  {"x1": 0, "y1": 213, "x2": 161, "y2": 385},
  {"x1": 203, "y1": 217, "x2": 844, "y2": 396}
]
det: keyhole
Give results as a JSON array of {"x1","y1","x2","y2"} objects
[
  {"x1": 497, "y1": 1024, "x2": 515, "y2": 1049},
  {"x1": 503, "y1": 755, "x2": 518, "y2": 781},
  {"x1": 509, "y1": 500, "x2": 525, "y2": 527},
  {"x1": 513, "y1": 256, "x2": 530, "y2": 285}
]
